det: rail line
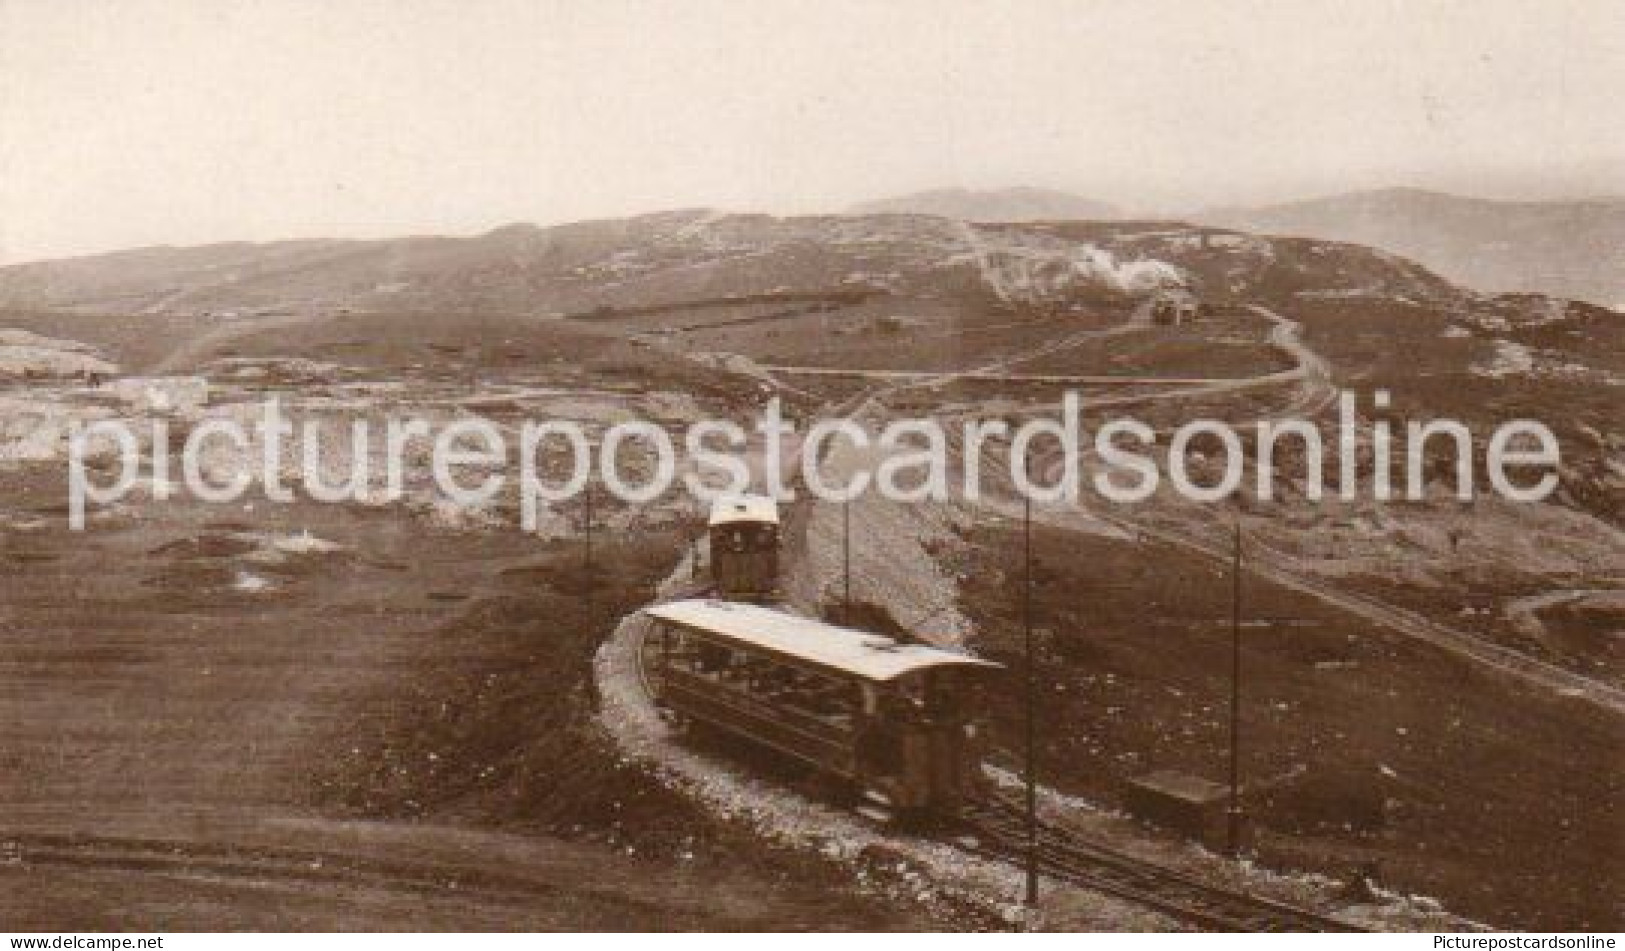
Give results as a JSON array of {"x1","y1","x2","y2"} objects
[
  {"x1": 0, "y1": 831, "x2": 554, "y2": 908},
  {"x1": 633, "y1": 616, "x2": 660, "y2": 702},
  {"x1": 960, "y1": 797, "x2": 1362, "y2": 932},
  {"x1": 1101, "y1": 510, "x2": 1625, "y2": 714}
]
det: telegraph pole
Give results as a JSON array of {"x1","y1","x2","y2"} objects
[
  {"x1": 1023, "y1": 492, "x2": 1039, "y2": 907},
  {"x1": 842, "y1": 497, "x2": 852, "y2": 624},
  {"x1": 583, "y1": 478, "x2": 594, "y2": 577},
  {"x1": 1227, "y1": 519, "x2": 1244, "y2": 857},
  {"x1": 581, "y1": 444, "x2": 600, "y2": 642}
]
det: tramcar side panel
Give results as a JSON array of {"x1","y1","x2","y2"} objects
[{"x1": 650, "y1": 615, "x2": 997, "y2": 816}]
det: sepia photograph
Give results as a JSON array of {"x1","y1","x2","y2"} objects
[{"x1": 0, "y1": 0, "x2": 1620, "y2": 938}]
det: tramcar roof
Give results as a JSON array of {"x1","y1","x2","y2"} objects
[
  {"x1": 644, "y1": 599, "x2": 1000, "y2": 682},
  {"x1": 707, "y1": 494, "x2": 781, "y2": 527}
]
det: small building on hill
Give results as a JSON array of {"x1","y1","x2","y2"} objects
[{"x1": 1150, "y1": 288, "x2": 1201, "y2": 325}]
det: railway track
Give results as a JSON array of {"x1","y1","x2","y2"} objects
[
  {"x1": 959, "y1": 797, "x2": 1363, "y2": 932},
  {"x1": 633, "y1": 616, "x2": 660, "y2": 701},
  {"x1": 1105, "y1": 510, "x2": 1625, "y2": 714},
  {"x1": 0, "y1": 831, "x2": 554, "y2": 907}
]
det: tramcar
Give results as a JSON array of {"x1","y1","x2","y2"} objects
[
  {"x1": 707, "y1": 494, "x2": 780, "y2": 601},
  {"x1": 643, "y1": 598, "x2": 1001, "y2": 819}
]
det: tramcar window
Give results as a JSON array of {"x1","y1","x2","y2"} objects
[{"x1": 695, "y1": 638, "x2": 729, "y2": 674}]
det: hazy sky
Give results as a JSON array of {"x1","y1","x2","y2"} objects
[{"x1": 2, "y1": 0, "x2": 1620, "y2": 262}]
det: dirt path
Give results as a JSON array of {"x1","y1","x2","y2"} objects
[
  {"x1": 0, "y1": 809, "x2": 900, "y2": 930},
  {"x1": 763, "y1": 299, "x2": 1332, "y2": 422},
  {"x1": 760, "y1": 366, "x2": 1225, "y2": 385},
  {"x1": 1250, "y1": 304, "x2": 1337, "y2": 417}
]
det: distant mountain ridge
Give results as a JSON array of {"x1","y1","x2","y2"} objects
[
  {"x1": 0, "y1": 207, "x2": 1606, "y2": 324},
  {"x1": 1197, "y1": 187, "x2": 1625, "y2": 307},
  {"x1": 848, "y1": 187, "x2": 1119, "y2": 222}
]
